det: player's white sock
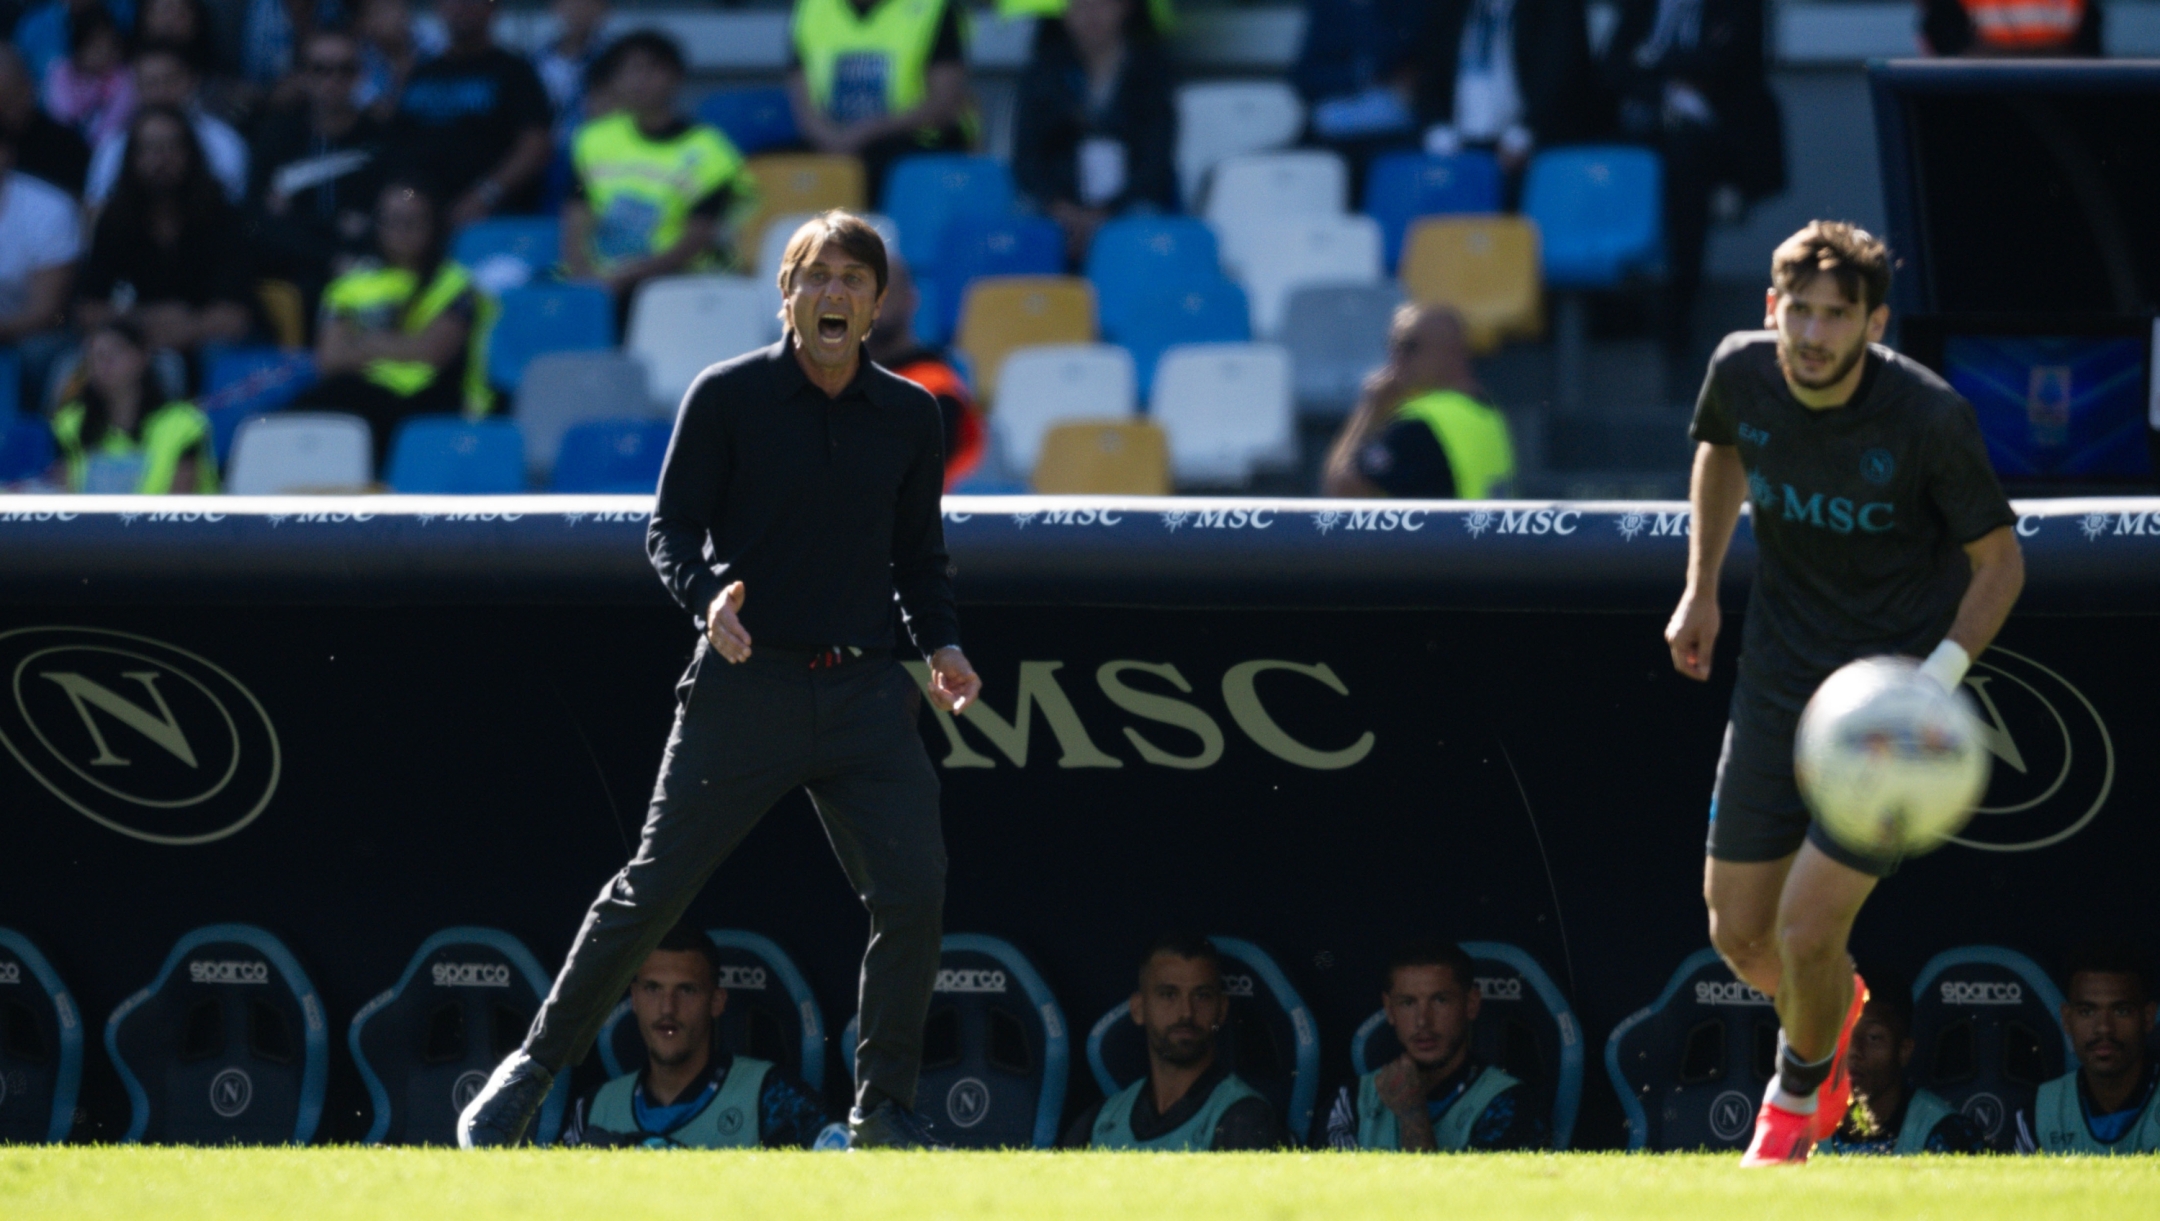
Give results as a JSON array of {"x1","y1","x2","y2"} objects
[{"x1": 1767, "y1": 1082, "x2": 1819, "y2": 1114}]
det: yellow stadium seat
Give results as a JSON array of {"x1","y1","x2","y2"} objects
[
  {"x1": 1032, "y1": 420, "x2": 1170, "y2": 494},
  {"x1": 740, "y1": 154, "x2": 866, "y2": 253},
  {"x1": 1399, "y1": 216, "x2": 1542, "y2": 352},
  {"x1": 257, "y1": 279, "x2": 308, "y2": 349},
  {"x1": 956, "y1": 276, "x2": 1097, "y2": 401}
]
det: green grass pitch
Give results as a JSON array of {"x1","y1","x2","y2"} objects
[{"x1": 5, "y1": 1149, "x2": 2157, "y2": 1220}]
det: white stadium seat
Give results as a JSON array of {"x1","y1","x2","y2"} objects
[
  {"x1": 991, "y1": 343, "x2": 1137, "y2": 475},
  {"x1": 225, "y1": 412, "x2": 373, "y2": 494},
  {"x1": 626, "y1": 274, "x2": 771, "y2": 408},
  {"x1": 1201, "y1": 150, "x2": 1348, "y2": 231},
  {"x1": 1148, "y1": 342, "x2": 1295, "y2": 486},
  {"x1": 1174, "y1": 81, "x2": 1304, "y2": 211},
  {"x1": 513, "y1": 350, "x2": 658, "y2": 482},
  {"x1": 754, "y1": 211, "x2": 902, "y2": 341},
  {"x1": 1218, "y1": 214, "x2": 1383, "y2": 337}
]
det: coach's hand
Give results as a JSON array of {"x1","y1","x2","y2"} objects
[
  {"x1": 1665, "y1": 590, "x2": 1720, "y2": 681},
  {"x1": 927, "y1": 646, "x2": 981, "y2": 714},
  {"x1": 706, "y1": 582, "x2": 752, "y2": 663}
]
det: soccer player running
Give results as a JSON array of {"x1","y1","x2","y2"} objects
[{"x1": 1664, "y1": 222, "x2": 2025, "y2": 1165}]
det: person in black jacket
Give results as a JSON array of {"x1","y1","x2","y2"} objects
[
  {"x1": 1011, "y1": 0, "x2": 1176, "y2": 264},
  {"x1": 1411, "y1": 0, "x2": 1596, "y2": 182}
]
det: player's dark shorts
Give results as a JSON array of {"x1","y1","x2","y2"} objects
[{"x1": 1706, "y1": 684, "x2": 1898, "y2": 879}]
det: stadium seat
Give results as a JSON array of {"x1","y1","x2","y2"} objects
[
  {"x1": 695, "y1": 85, "x2": 800, "y2": 154},
  {"x1": 0, "y1": 415, "x2": 56, "y2": 484},
  {"x1": 385, "y1": 416, "x2": 525, "y2": 494},
  {"x1": 1032, "y1": 420, "x2": 1171, "y2": 495},
  {"x1": 104, "y1": 923, "x2": 328, "y2": 1144},
  {"x1": 924, "y1": 215, "x2": 1065, "y2": 346},
  {"x1": 954, "y1": 277, "x2": 1097, "y2": 402},
  {"x1": 880, "y1": 154, "x2": 1018, "y2": 273},
  {"x1": 1907, "y1": 946, "x2": 2073, "y2": 1148},
  {"x1": 1085, "y1": 216, "x2": 1222, "y2": 340},
  {"x1": 1348, "y1": 942, "x2": 1585, "y2": 1149},
  {"x1": 1217, "y1": 215, "x2": 1383, "y2": 337},
  {"x1": 1174, "y1": 80, "x2": 1304, "y2": 208},
  {"x1": 597, "y1": 930, "x2": 828, "y2": 1095},
  {"x1": 754, "y1": 211, "x2": 902, "y2": 340},
  {"x1": 1280, "y1": 283, "x2": 1404, "y2": 417},
  {"x1": 1148, "y1": 342, "x2": 1293, "y2": 485},
  {"x1": 1201, "y1": 149, "x2": 1348, "y2": 230},
  {"x1": 1604, "y1": 948, "x2": 1779, "y2": 1151},
  {"x1": 1400, "y1": 216, "x2": 1543, "y2": 352},
  {"x1": 625, "y1": 274, "x2": 771, "y2": 408},
  {"x1": 992, "y1": 343, "x2": 1136, "y2": 472},
  {"x1": 739, "y1": 154, "x2": 867, "y2": 254},
  {"x1": 1116, "y1": 277, "x2": 1251, "y2": 395},
  {"x1": 550, "y1": 418, "x2": 673, "y2": 493},
  {"x1": 199, "y1": 347, "x2": 319, "y2": 463},
  {"x1": 486, "y1": 283, "x2": 614, "y2": 393},
  {"x1": 224, "y1": 412, "x2": 373, "y2": 494},
  {"x1": 513, "y1": 351, "x2": 655, "y2": 482},
  {"x1": 1363, "y1": 151, "x2": 1505, "y2": 270},
  {"x1": 1521, "y1": 146, "x2": 1663, "y2": 288},
  {"x1": 348, "y1": 927, "x2": 574, "y2": 1145},
  {"x1": 0, "y1": 928, "x2": 83, "y2": 1143},
  {"x1": 1088, "y1": 935, "x2": 1320, "y2": 1140},
  {"x1": 450, "y1": 217, "x2": 560, "y2": 289}
]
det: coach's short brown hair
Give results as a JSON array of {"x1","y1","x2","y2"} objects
[
  {"x1": 1772, "y1": 221, "x2": 1891, "y2": 312},
  {"x1": 776, "y1": 210, "x2": 889, "y2": 332}
]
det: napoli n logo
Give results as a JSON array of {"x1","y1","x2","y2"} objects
[
  {"x1": 0, "y1": 627, "x2": 281, "y2": 846},
  {"x1": 1952, "y1": 647, "x2": 2113, "y2": 852},
  {"x1": 1860, "y1": 448, "x2": 1895, "y2": 485}
]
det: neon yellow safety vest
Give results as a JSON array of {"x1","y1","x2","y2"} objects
[
  {"x1": 51, "y1": 400, "x2": 218, "y2": 494},
  {"x1": 1393, "y1": 389, "x2": 1516, "y2": 500},
  {"x1": 572, "y1": 112, "x2": 756, "y2": 272},
  {"x1": 1354, "y1": 1064, "x2": 1520, "y2": 1151},
  {"x1": 2031, "y1": 1071, "x2": 2160, "y2": 1154},
  {"x1": 585, "y1": 1057, "x2": 772, "y2": 1149},
  {"x1": 793, "y1": 0, "x2": 954, "y2": 124},
  {"x1": 1089, "y1": 1073, "x2": 1265, "y2": 1150},
  {"x1": 320, "y1": 260, "x2": 496, "y2": 414}
]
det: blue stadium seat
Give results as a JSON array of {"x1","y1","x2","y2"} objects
[
  {"x1": 0, "y1": 928, "x2": 83, "y2": 1143},
  {"x1": 0, "y1": 416, "x2": 55, "y2": 484},
  {"x1": 104, "y1": 923, "x2": 328, "y2": 1144},
  {"x1": 1084, "y1": 216, "x2": 1222, "y2": 339},
  {"x1": 881, "y1": 154, "x2": 1018, "y2": 274},
  {"x1": 1522, "y1": 146, "x2": 1663, "y2": 288},
  {"x1": 198, "y1": 347, "x2": 320, "y2": 463},
  {"x1": 598, "y1": 930, "x2": 827, "y2": 1095},
  {"x1": 1349, "y1": 941, "x2": 1584, "y2": 1148},
  {"x1": 487, "y1": 284, "x2": 615, "y2": 392},
  {"x1": 922, "y1": 215, "x2": 1066, "y2": 346},
  {"x1": 386, "y1": 417, "x2": 526, "y2": 493},
  {"x1": 1363, "y1": 151, "x2": 1504, "y2": 271},
  {"x1": 348, "y1": 927, "x2": 572, "y2": 1145},
  {"x1": 450, "y1": 217, "x2": 561, "y2": 278},
  {"x1": 549, "y1": 418, "x2": 672, "y2": 493},
  {"x1": 1604, "y1": 948, "x2": 1778, "y2": 1151},
  {"x1": 1116, "y1": 277, "x2": 1252, "y2": 395},
  {"x1": 696, "y1": 86, "x2": 800, "y2": 154},
  {"x1": 1086, "y1": 935, "x2": 1319, "y2": 1140},
  {"x1": 1907, "y1": 946, "x2": 2072, "y2": 1147}
]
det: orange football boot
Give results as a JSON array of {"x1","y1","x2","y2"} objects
[
  {"x1": 1809, "y1": 971, "x2": 1870, "y2": 1143},
  {"x1": 1740, "y1": 1096, "x2": 1814, "y2": 1166}
]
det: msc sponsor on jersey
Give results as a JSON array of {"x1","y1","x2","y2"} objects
[
  {"x1": 192, "y1": 959, "x2": 271, "y2": 985},
  {"x1": 936, "y1": 969, "x2": 1008, "y2": 994},
  {"x1": 432, "y1": 962, "x2": 513, "y2": 988},
  {"x1": 1940, "y1": 981, "x2": 2024, "y2": 1005},
  {"x1": 1695, "y1": 980, "x2": 1772, "y2": 1006},
  {"x1": 1757, "y1": 480, "x2": 1894, "y2": 534},
  {"x1": 717, "y1": 966, "x2": 768, "y2": 991}
]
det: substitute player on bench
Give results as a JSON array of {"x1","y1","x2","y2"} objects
[{"x1": 1665, "y1": 221, "x2": 2024, "y2": 1165}]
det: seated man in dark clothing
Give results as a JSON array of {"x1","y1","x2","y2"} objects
[
  {"x1": 784, "y1": 0, "x2": 970, "y2": 199},
  {"x1": 2015, "y1": 940, "x2": 2160, "y2": 1154},
  {"x1": 1320, "y1": 303, "x2": 1515, "y2": 500},
  {"x1": 1061, "y1": 932, "x2": 1286, "y2": 1151},
  {"x1": 250, "y1": 26, "x2": 387, "y2": 307},
  {"x1": 385, "y1": 0, "x2": 552, "y2": 225},
  {"x1": 1011, "y1": 0, "x2": 1175, "y2": 263},
  {"x1": 1821, "y1": 979, "x2": 1986, "y2": 1155},
  {"x1": 1410, "y1": 0, "x2": 1594, "y2": 178},
  {"x1": 1320, "y1": 940, "x2": 1546, "y2": 1151},
  {"x1": 0, "y1": 44, "x2": 90, "y2": 195},
  {"x1": 1292, "y1": 0, "x2": 1422, "y2": 157},
  {"x1": 863, "y1": 251, "x2": 982, "y2": 489},
  {"x1": 559, "y1": 925, "x2": 831, "y2": 1149}
]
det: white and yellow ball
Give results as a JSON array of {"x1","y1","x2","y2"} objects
[{"x1": 1794, "y1": 656, "x2": 1992, "y2": 857}]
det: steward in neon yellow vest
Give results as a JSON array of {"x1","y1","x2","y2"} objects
[
  {"x1": 572, "y1": 112, "x2": 754, "y2": 274},
  {"x1": 1394, "y1": 389, "x2": 1516, "y2": 499},
  {"x1": 319, "y1": 258, "x2": 495, "y2": 415},
  {"x1": 51, "y1": 398, "x2": 218, "y2": 493},
  {"x1": 792, "y1": 0, "x2": 958, "y2": 130}
]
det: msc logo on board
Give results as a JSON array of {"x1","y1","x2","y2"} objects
[{"x1": 0, "y1": 628, "x2": 281, "y2": 846}]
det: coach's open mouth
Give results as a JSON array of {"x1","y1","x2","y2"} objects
[{"x1": 817, "y1": 313, "x2": 848, "y2": 342}]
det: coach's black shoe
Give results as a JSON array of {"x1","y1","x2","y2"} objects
[
  {"x1": 847, "y1": 1099, "x2": 950, "y2": 1150},
  {"x1": 456, "y1": 1051, "x2": 554, "y2": 1149}
]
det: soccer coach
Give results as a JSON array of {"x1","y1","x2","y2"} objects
[{"x1": 460, "y1": 211, "x2": 982, "y2": 1150}]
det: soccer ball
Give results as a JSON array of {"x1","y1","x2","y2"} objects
[{"x1": 1794, "y1": 656, "x2": 1992, "y2": 857}]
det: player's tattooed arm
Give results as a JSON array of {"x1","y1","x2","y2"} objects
[{"x1": 1666, "y1": 442, "x2": 1747, "y2": 681}]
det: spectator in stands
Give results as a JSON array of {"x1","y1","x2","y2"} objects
[
  {"x1": 533, "y1": 0, "x2": 611, "y2": 142},
  {"x1": 1411, "y1": 0, "x2": 1595, "y2": 181},
  {"x1": 1923, "y1": 0, "x2": 2101, "y2": 55},
  {"x1": 1061, "y1": 932, "x2": 1286, "y2": 1150},
  {"x1": 1604, "y1": 0, "x2": 1784, "y2": 373},
  {"x1": 304, "y1": 180, "x2": 487, "y2": 468},
  {"x1": 77, "y1": 105, "x2": 252, "y2": 360},
  {"x1": 239, "y1": 0, "x2": 343, "y2": 113},
  {"x1": 1011, "y1": 0, "x2": 1175, "y2": 263},
  {"x1": 1822, "y1": 979, "x2": 1986, "y2": 1154},
  {"x1": 87, "y1": 40, "x2": 247, "y2": 203},
  {"x1": 384, "y1": 0, "x2": 550, "y2": 225},
  {"x1": 352, "y1": 0, "x2": 437, "y2": 118},
  {"x1": 40, "y1": 5, "x2": 130, "y2": 144},
  {"x1": 250, "y1": 25, "x2": 384, "y2": 305},
  {"x1": 1320, "y1": 940, "x2": 1545, "y2": 1151},
  {"x1": 864, "y1": 252, "x2": 982, "y2": 488},
  {"x1": 563, "y1": 30, "x2": 752, "y2": 303},
  {"x1": 12, "y1": 0, "x2": 129, "y2": 85},
  {"x1": 784, "y1": 0, "x2": 970, "y2": 198},
  {"x1": 47, "y1": 316, "x2": 216, "y2": 492},
  {"x1": 1321, "y1": 304, "x2": 1515, "y2": 499},
  {"x1": 559, "y1": 926, "x2": 830, "y2": 1148},
  {"x1": 1292, "y1": 0, "x2": 1422, "y2": 177},
  {"x1": 2015, "y1": 940, "x2": 2159, "y2": 1154},
  {"x1": 0, "y1": 45, "x2": 90, "y2": 197},
  {"x1": 0, "y1": 124, "x2": 79, "y2": 406}
]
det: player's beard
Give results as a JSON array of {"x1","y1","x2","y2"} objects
[{"x1": 1777, "y1": 329, "x2": 1869, "y2": 392}]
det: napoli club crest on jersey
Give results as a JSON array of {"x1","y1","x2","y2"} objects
[{"x1": 1861, "y1": 448, "x2": 1896, "y2": 485}]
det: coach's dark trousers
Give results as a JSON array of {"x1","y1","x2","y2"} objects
[{"x1": 522, "y1": 640, "x2": 946, "y2": 1113}]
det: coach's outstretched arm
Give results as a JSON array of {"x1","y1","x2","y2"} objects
[{"x1": 1667, "y1": 441, "x2": 1748, "y2": 681}]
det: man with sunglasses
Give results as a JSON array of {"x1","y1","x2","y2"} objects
[
  {"x1": 1319, "y1": 303, "x2": 1517, "y2": 500},
  {"x1": 250, "y1": 26, "x2": 386, "y2": 303}
]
